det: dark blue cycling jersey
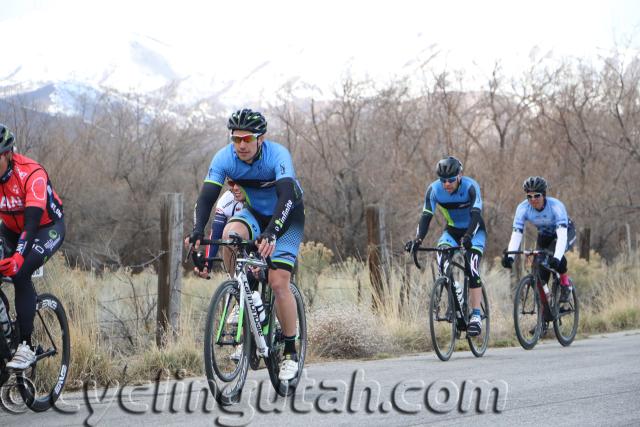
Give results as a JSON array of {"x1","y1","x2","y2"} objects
[
  {"x1": 423, "y1": 176, "x2": 483, "y2": 229},
  {"x1": 205, "y1": 140, "x2": 303, "y2": 217}
]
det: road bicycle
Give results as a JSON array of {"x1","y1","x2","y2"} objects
[
  {"x1": 0, "y1": 272, "x2": 70, "y2": 412},
  {"x1": 191, "y1": 232, "x2": 307, "y2": 404},
  {"x1": 412, "y1": 246, "x2": 490, "y2": 361},
  {"x1": 506, "y1": 249, "x2": 579, "y2": 349}
]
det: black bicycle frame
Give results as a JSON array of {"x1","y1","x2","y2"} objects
[
  {"x1": 506, "y1": 250, "x2": 560, "y2": 321},
  {"x1": 414, "y1": 246, "x2": 470, "y2": 328}
]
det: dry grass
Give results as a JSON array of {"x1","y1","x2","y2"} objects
[
  {"x1": 308, "y1": 248, "x2": 640, "y2": 359},
  {"x1": 7, "y1": 246, "x2": 637, "y2": 387}
]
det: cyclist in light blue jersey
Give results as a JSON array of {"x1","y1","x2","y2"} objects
[
  {"x1": 405, "y1": 156, "x2": 487, "y2": 337},
  {"x1": 501, "y1": 176, "x2": 576, "y2": 303},
  {"x1": 186, "y1": 108, "x2": 304, "y2": 381}
]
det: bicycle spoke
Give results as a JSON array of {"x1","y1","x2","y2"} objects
[
  {"x1": 553, "y1": 284, "x2": 579, "y2": 346},
  {"x1": 204, "y1": 281, "x2": 248, "y2": 385},
  {"x1": 17, "y1": 293, "x2": 70, "y2": 412},
  {"x1": 514, "y1": 277, "x2": 541, "y2": 350},
  {"x1": 429, "y1": 278, "x2": 456, "y2": 361},
  {"x1": 468, "y1": 287, "x2": 490, "y2": 357}
]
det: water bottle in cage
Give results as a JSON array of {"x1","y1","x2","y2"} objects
[
  {"x1": 251, "y1": 291, "x2": 266, "y2": 324},
  {"x1": 452, "y1": 280, "x2": 464, "y2": 318}
]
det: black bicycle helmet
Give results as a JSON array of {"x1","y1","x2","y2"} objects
[
  {"x1": 0, "y1": 124, "x2": 15, "y2": 154},
  {"x1": 436, "y1": 156, "x2": 463, "y2": 178},
  {"x1": 227, "y1": 108, "x2": 267, "y2": 135},
  {"x1": 523, "y1": 176, "x2": 547, "y2": 194}
]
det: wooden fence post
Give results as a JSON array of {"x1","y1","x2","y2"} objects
[
  {"x1": 579, "y1": 227, "x2": 591, "y2": 261},
  {"x1": 625, "y1": 223, "x2": 632, "y2": 254},
  {"x1": 366, "y1": 205, "x2": 388, "y2": 312},
  {"x1": 157, "y1": 193, "x2": 183, "y2": 347}
]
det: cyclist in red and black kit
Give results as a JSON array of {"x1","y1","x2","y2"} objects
[{"x1": 0, "y1": 124, "x2": 65, "y2": 370}]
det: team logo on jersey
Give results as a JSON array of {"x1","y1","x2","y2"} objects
[
  {"x1": 15, "y1": 167, "x2": 27, "y2": 179},
  {"x1": 0, "y1": 196, "x2": 23, "y2": 209},
  {"x1": 280, "y1": 163, "x2": 286, "y2": 175},
  {"x1": 31, "y1": 177, "x2": 46, "y2": 201}
]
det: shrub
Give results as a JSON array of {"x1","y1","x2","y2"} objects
[{"x1": 296, "y1": 241, "x2": 334, "y2": 307}]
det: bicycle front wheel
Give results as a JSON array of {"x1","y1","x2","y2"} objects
[
  {"x1": 553, "y1": 280, "x2": 579, "y2": 346},
  {"x1": 429, "y1": 277, "x2": 456, "y2": 361},
  {"x1": 467, "y1": 286, "x2": 490, "y2": 357},
  {"x1": 17, "y1": 293, "x2": 70, "y2": 412},
  {"x1": 203, "y1": 280, "x2": 249, "y2": 405},
  {"x1": 513, "y1": 275, "x2": 542, "y2": 350},
  {"x1": 267, "y1": 282, "x2": 307, "y2": 397}
]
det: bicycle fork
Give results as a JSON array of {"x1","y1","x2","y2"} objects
[{"x1": 238, "y1": 272, "x2": 269, "y2": 358}]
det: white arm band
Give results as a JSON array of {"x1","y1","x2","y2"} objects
[
  {"x1": 507, "y1": 231, "x2": 523, "y2": 258},
  {"x1": 554, "y1": 226, "x2": 568, "y2": 261}
]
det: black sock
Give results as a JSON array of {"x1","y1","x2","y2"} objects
[{"x1": 283, "y1": 334, "x2": 297, "y2": 357}]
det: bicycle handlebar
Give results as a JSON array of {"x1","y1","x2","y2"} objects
[
  {"x1": 503, "y1": 249, "x2": 559, "y2": 275},
  {"x1": 412, "y1": 246, "x2": 463, "y2": 270},
  {"x1": 187, "y1": 235, "x2": 278, "y2": 270}
]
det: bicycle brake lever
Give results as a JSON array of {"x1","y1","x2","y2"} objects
[
  {"x1": 265, "y1": 256, "x2": 278, "y2": 270},
  {"x1": 412, "y1": 248, "x2": 422, "y2": 270}
]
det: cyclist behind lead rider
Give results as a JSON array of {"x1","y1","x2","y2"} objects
[
  {"x1": 405, "y1": 156, "x2": 487, "y2": 336},
  {"x1": 501, "y1": 176, "x2": 576, "y2": 303},
  {"x1": 186, "y1": 109, "x2": 304, "y2": 381},
  {"x1": 192, "y1": 179, "x2": 245, "y2": 279},
  {"x1": 0, "y1": 124, "x2": 65, "y2": 370}
]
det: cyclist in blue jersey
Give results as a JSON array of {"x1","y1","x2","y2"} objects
[
  {"x1": 186, "y1": 108, "x2": 304, "y2": 381},
  {"x1": 501, "y1": 176, "x2": 576, "y2": 303},
  {"x1": 405, "y1": 156, "x2": 487, "y2": 336}
]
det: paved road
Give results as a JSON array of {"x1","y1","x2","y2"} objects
[{"x1": 1, "y1": 330, "x2": 639, "y2": 426}]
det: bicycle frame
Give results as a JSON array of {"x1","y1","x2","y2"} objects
[
  {"x1": 0, "y1": 282, "x2": 60, "y2": 364},
  {"x1": 233, "y1": 257, "x2": 270, "y2": 358},
  {"x1": 414, "y1": 246, "x2": 470, "y2": 328},
  {"x1": 506, "y1": 249, "x2": 561, "y2": 320},
  {"x1": 191, "y1": 235, "x2": 276, "y2": 360}
]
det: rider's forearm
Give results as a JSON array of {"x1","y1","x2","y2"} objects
[
  {"x1": 553, "y1": 226, "x2": 568, "y2": 260},
  {"x1": 465, "y1": 208, "x2": 482, "y2": 237},
  {"x1": 208, "y1": 212, "x2": 228, "y2": 257},
  {"x1": 417, "y1": 211, "x2": 433, "y2": 241},
  {"x1": 16, "y1": 206, "x2": 44, "y2": 257},
  {"x1": 193, "y1": 182, "x2": 222, "y2": 234},
  {"x1": 506, "y1": 230, "x2": 523, "y2": 258},
  {"x1": 264, "y1": 178, "x2": 300, "y2": 238}
]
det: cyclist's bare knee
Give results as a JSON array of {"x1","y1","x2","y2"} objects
[
  {"x1": 269, "y1": 269, "x2": 292, "y2": 297},
  {"x1": 223, "y1": 221, "x2": 250, "y2": 240}
]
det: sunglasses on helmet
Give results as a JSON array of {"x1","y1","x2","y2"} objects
[{"x1": 229, "y1": 133, "x2": 260, "y2": 144}]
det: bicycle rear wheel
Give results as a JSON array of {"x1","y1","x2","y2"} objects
[
  {"x1": 513, "y1": 275, "x2": 542, "y2": 350},
  {"x1": 17, "y1": 293, "x2": 70, "y2": 412},
  {"x1": 203, "y1": 280, "x2": 249, "y2": 405},
  {"x1": 467, "y1": 286, "x2": 490, "y2": 357},
  {"x1": 553, "y1": 280, "x2": 579, "y2": 346},
  {"x1": 267, "y1": 282, "x2": 307, "y2": 397},
  {"x1": 429, "y1": 277, "x2": 456, "y2": 361}
]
